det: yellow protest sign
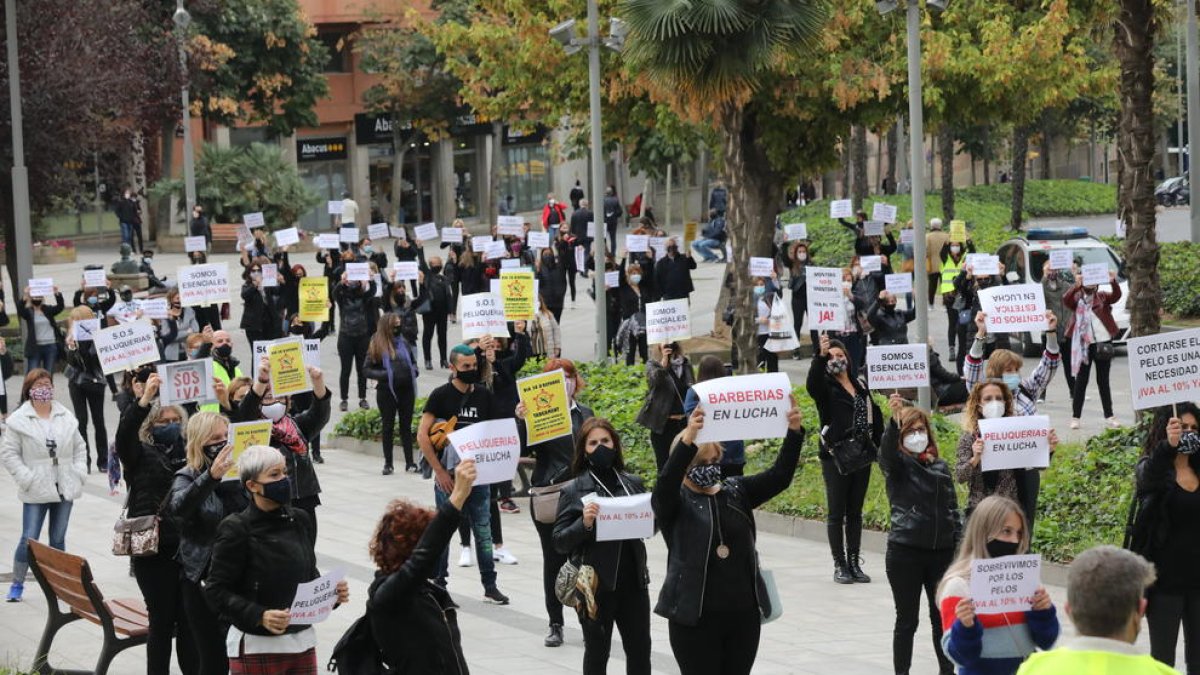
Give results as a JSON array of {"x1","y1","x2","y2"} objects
[
  {"x1": 225, "y1": 420, "x2": 273, "y2": 480},
  {"x1": 517, "y1": 370, "x2": 572, "y2": 444},
  {"x1": 499, "y1": 270, "x2": 535, "y2": 321},
  {"x1": 298, "y1": 277, "x2": 328, "y2": 322},
  {"x1": 268, "y1": 338, "x2": 311, "y2": 396},
  {"x1": 949, "y1": 220, "x2": 967, "y2": 243},
  {"x1": 683, "y1": 221, "x2": 698, "y2": 244}
]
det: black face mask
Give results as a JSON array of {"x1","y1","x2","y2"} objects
[
  {"x1": 214, "y1": 344, "x2": 233, "y2": 359},
  {"x1": 456, "y1": 369, "x2": 480, "y2": 385},
  {"x1": 289, "y1": 325, "x2": 305, "y2": 335},
  {"x1": 120, "y1": 292, "x2": 134, "y2": 302},
  {"x1": 986, "y1": 538, "x2": 1020, "y2": 558},
  {"x1": 588, "y1": 444, "x2": 616, "y2": 470},
  {"x1": 202, "y1": 441, "x2": 225, "y2": 461},
  {"x1": 430, "y1": 265, "x2": 443, "y2": 274}
]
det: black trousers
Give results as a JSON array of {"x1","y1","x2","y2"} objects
[
  {"x1": 422, "y1": 313, "x2": 449, "y2": 365},
  {"x1": 756, "y1": 334, "x2": 778, "y2": 372},
  {"x1": 944, "y1": 305, "x2": 958, "y2": 353},
  {"x1": 669, "y1": 607, "x2": 762, "y2": 675},
  {"x1": 68, "y1": 382, "x2": 107, "y2": 469},
  {"x1": 195, "y1": 305, "x2": 221, "y2": 331},
  {"x1": 549, "y1": 305, "x2": 564, "y2": 324},
  {"x1": 579, "y1": 581, "x2": 652, "y2": 675},
  {"x1": 133, "y1": 553, "x2": 197, "y2": 675},
  {"x1": 624, "y1": 333, "x2": 648, "y2": 366},
  {"x1": 533, "y1": 517, "x2": 566, "y2": 626},
  {"x1": 926, "y1": 273, "x2": 940, "y2": 306},
  {"x1": 1058, "y1": 337, "x2": 1077, "y2": 400},
  {"x1": 377, "y1": 385, "x2": 415, "y2": 469},
  {"x1": 886, "y1": 543, "x2": 955, "y2": 675},
  {"x1": 651, "y1": 418, "x2": 687, "y2": 473},
  {"x1": 181, "y1": 579, "x2": 228, "y2": 675},
  {"x1": 821, "y1": 457, "x2": 871, "y2": 556},
  {"x1": 1071, "y1": 343, "x2": 1114, "y2": 419},
  {"x1": 1148, "y1": 586, "x2": 1200, "y2": 674},
  {"x1": 337, "y1": 333, "x2": 369, "y2": 400}
]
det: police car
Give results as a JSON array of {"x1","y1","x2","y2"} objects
[{"x1": 994, "y1": 227, "x2": 1130, "y2": 356}]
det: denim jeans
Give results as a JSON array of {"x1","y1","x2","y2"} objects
[
  {"x1": 691, "y1": 238, "x2": 723, "y2": 261},
  {"x1": 120, "y1": 221, "x2": 135, "y2": 246},
  {"x1": 27, "y1": 343, "x2": 58, "y2": 375},
  {"x1": 12, "y1": 500, "x2": 73, "y2": 583},
  {"x1": 435, "y1": 484, "x2": 497, "y2": 591}
]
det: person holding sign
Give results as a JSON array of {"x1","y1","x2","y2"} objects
[
  {"x1": 1062, "y1": 269, "x2": 1122, "y2": 430},
  {"x1": 1040, "y1": 260, "x2": 1078, "y2": 400},
  {"x1": 881, "y1": 395, "x2": 961, "y2": 675},
  {"x1": 654, "y1": 403, "x2": 805, "y2": 675},
  {"x1": 63, "y1": 307, "x2": 111, "y2": 472},
  {"x1": 205, "y1": 446, "x2": 349, "y2": 674},
  {"x1": 616, "y1": 263, "x2": 650, "y2": 365},
  {"x1": 366, "y1": 460, "x2": 479, "y2": 674},
  {"x1": 753, "y1": 276, "x2": 784, "y2": 372},
  {"x1": 551, "y1": 418, "x2": 652, "y2": 675},
  {"x1": 365, "y1": 313, "x2": 420, "y2": 475},
  {"x1": 937, "y1": 496, "x2": 1059, "y2": 675},
  {"x1": 535, "y1": 246, "x2": 569, "y2": 322},
  {"x1": 18, "y1": 283, "x2": 65, "y2": 376},
  {"x1": 416, "y1": 256, "x2": 454, "y2": 371},
  {"x1": 654, "y1": 238, "x2": 697, "y2": 302},
  {"x1": 951, "y1": 263, "x2": 1008, "y2": 374},
  {"x1": 240, "y1": 261, "x2": 284, "y2": 356},
  {"x1": 636, "y1": 342, "x2": 695, "y2": 471},
  {"x1": 783, "y1": 242, "x2": 818, "y2": 353},
  {"x1": 333, "y1": 270, "x2": 376, "y2": 411},
  {"x1": 868, "y1": 290, "x2": 916, "y2": 346}
]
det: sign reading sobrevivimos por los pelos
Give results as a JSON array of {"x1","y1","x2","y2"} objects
[{"x1": 969, "y1": 555, "x2": 1041, "y2": 615}]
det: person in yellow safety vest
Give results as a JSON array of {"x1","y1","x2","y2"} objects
[
  {"x1": 938, "y1": 238, "x2": 973, "y2": 358},
  {"x1": 199, "y1": 329, "x2": 243, "y2": 413},
  {"x1": 1016, "y1": 545, "x2": 1176, "y2": 675}
]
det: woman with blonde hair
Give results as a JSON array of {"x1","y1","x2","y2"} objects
[
  {"x1": 63, "y1": 306, "x2": 110, "y2": 471},
  {"x1": 937, "y1": 496, "x2": 1059, "y2": 674},
  {"x1": 529, "y1": 297, "x2": 562, "y2": 359}
]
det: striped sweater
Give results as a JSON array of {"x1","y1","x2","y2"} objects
[{"x1": 938, "y1": 576, "x2": 1060, "y2": 675}]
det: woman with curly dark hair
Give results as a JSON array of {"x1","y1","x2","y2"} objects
[{"x1": 367, "y1": 460, "x2": 478, "y2": 674}]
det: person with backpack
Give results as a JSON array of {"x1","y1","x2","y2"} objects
[
  {"x1": 417, "y1": 256, "x2": 453, "y2": 371},
  {"x1": 691, "y1": 210, "x2": 728, "y2": 263}
]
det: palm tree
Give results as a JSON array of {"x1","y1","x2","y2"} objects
[
  {"x1": 1114, "y1": 0, "x2": 1160, "y2": 338},
  {"x1": 622, "y1": 0, "x2": 828, "y2": 372}
]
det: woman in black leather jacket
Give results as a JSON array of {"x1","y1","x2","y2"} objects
[
  {"x1": 654, "y1": 403, "x2": 804, "y2": 675},
  {"x1": 367, "y1": 460, "x2": 478, "y2": 674},
  {"x1": 881, "y1": 394, "x2": 960, "y2": 675},
  {"x1": 63, "y1": 307, "x2": 110, "y2": 471},
  {"x1": 552, "y1": 418, "x2": 651, "y2": 675},
  {"x1": 166, "y1": 411, "x2": 246, "y2": 675}
]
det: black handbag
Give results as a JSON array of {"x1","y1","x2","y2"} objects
[
  {"x1": 824, "y1": 396, "x2": 877, "y2": 476},
  {"x1": 414, "y1": 297, "x2": 432, "y2": 315},
  {"x1": 1095, "y1": 341, "x2": 1115, "y2": 361}
]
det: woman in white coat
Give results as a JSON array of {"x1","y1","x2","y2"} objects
[{"x1": 0, "y1": 368, "x2": 87, "y2": 602}]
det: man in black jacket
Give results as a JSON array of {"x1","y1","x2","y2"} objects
[
  {"x1": 602, "y1": 186, "x2": 622, "y2": 256},
  {"x1": 654, "y1": 239, "x2": 697, "y2": 302},
  {"x1": 568, "y1": 179, "x2": 585, "y2": 209},
  {"x1": 867, "y1": 291, "x2": 916, "y2": 345},
  {"x1": 114, "y1": 186, "x2": 144, "y2": 253},
  {"x1": 418, "y1": 256, "x2": 453, "y2": 370}
]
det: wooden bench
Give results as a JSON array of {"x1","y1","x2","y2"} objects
[
  {"x1": 26, "y1": 539, "x2": 149, "y2": 675},
  {"x1": 211, "y1": 222, "x2": 243, "y2": 254}
]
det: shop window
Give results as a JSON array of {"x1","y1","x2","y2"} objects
[
  {"x1": 319, "y1": 31, "x2": 351, "y2": 73},
  {"x1": 500, "y1": 144, "x2": 552, "y2": 214}
]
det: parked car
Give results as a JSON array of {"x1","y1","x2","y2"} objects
[{"x1": 995, "y1": 227, "x2": 1130, "y2": 356}]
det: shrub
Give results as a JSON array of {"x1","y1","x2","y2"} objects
[{"x1": 1158, "y1": 242, "x2": 1200, "y2": 319}]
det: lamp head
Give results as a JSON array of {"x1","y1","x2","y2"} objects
[
  {"x1": 875, "y1": 0, "x2": 899, "y2": 13},
  {"x1": 173, "y1": 4, "x2": 191, "y2": 30},
  {"x1": 549, "y1": 19, "x2": 578, "y2": 52},
  {"x1": 927, "y1": 0, "x2": 948, "y2": 9}
]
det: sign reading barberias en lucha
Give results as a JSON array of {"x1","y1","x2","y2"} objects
[{"x1": 690, "y1": 372, "x2": 791, "y2": 444}]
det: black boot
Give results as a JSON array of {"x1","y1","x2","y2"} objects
[
  {"x1": 847, "y1": 551, "x2": 871, "y2": 583},
  {"x1": 544, "y1": 623, "x2": 563, "y2": 647},
  {"x1": 832, "y1": 554, "x2": 853, "y2": 584}
]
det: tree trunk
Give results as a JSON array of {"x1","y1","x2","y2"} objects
[
  {"x1": 983, "y1": 125, "x2": 992, "y2": 186},
  {"x1": 1041, "y1": 126, "x2": 1053, "y2": 179},
  {"x1": 1011, "y1": 126, "x2": 1031, "y2": 231},
  {"x1": 885, "y1": 124, "x2": 898, "y2": 194},
  {"x1": 718, "y1": 102, "x2": 783, "y2": 374},
  {"x1": 851, "y1": 125, "x2": 868, "y2": 210},
  {"x1": 489, "y1": 120, "x2": 503, "y2": 231},
  {"x1": 840, "y1": 139, "x2": 850, "y2": 199},
  {"x1": 940, "y1": 126, "x2": 955, "y2": 221},
  {"x1": 874, "y1": 126, "x2": 883, "y2": 195},
  {"x1": 391, "y1": 119, "x2": 411, "y2": 232},
  {"x1": 157, "y1": 121, "x2": 176, "y2": 236},
  {"x1": 1116, "y1": 0, "x2": 1161, "y2": 337},
  {"x1": 130, "y1": 130, "x2": 148, "y2": 244}
]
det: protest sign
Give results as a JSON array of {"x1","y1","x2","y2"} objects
[
  {"x1": 448, "y1": 418, "x2": 521, "y2": 484},
  {"x1": 806, "y1": 266, "x2": 845, "y2": 331},
  {"x1": 1116, "y1": 218, "x2": 1127, "y2": 239},
  {"x1": 691, "y1": 372, "x2": 791, "y2": 444},
  {"x1": 298, "y1": 277, "x2": 328, "y2": 322},
  {"x1": 499, "y1": 270, "x2": 535, "y2": 320},
  {"x1": 327, "y1": 200, "x2": 343, "y2": 215},
  {"x1": 289, "y1": 569, "x2": 346, "y2": 625},
  {"x1": 140, "y1": 298, "x2": 169, "y2": 320},
  {"x1": 442, "y1": 227, "x2": 464, "y2": 244},
  {"x1": 526, "y1": 231, "x2": 549, "y2": 249},
  {"x1": 273, "y1": 227, "x2": 299, "y2": 248},
  {"x1": 390, "y1": 226, "x2": 407, "y2": 240},
  {"x1": 184, "y1": 236, "x2": 207, "y2": 253},
  {"x1": 899, "y1": 229, "x2": 915, "y2": 245},
  {"x1": 243, "y1": 212, "x2": 265, "y2": 229},
  {"x1": 500, "y1": 258, "x2": 520, "y2": 269},
  {"x1": 978, "y1": 415, "x2": 1051, "y2": 471},
  {"x1": 80, "y1": 270, "x2": 107, "y2": 290},
  {"x1": 236, "y1": 225, "x2": 254, "y2": 252},
  {"x1": 1048, "y1": 249, "x2": 1073, "y2": 270},
  {"x1": 683, "y1": 221, "x2": 698, "y2": 243},
  {"x1": 367, "y1": 223, "x2": 389, "y2": 240},
  {"x1": 459, "y1": 293, "x2": 509, "y2": 339},
  {"x1": 978, "y1": 284, "x2": 1047, "y2": 334},
  {"x1": 749, "y1": 257, "x2": 774, "y2": 277},
  {"x1": 261, "y1": 272, "x2": 278, "y2": 289},
  {"x1": 625, "y1": 234, "x2": 649, "y2": 253},
  {"x1": 303, "y1": 339, "x2": 320, "y2": 369},
  {"x1": 863, "y1": 220, "x2": 885, "y2": 237},
  {"x1": 471, "y1": 236, "x2": 491, "y2": 253},
  {"x1": 393, "y1": 261, "x2": 419, "y2": 281},
  {"x1": 859, "y1": 255, "x2": 883, "y2": 274},
  {"x1": 268, "y1": 338, "x2": 311, "y2": 396},
  {"x1": 225, "y1": 420, "x2": 272, "y2": 480},
  {"x1": 574, "y1": 246, "x2": 586, "y2": 272},
  {"x1": 949, "y1": 220, "x2": 967, "y2": 242},
  {"x1": 345, "y1": 262, "x2": 370, "y2": 282},
  {"x1": 157, "y1": 359, "x2": 215, "y2": 406},
  {"x1": 178, "y1": 263, "x2": 229, "y2": 307},
  {"x1": 885, "y1": 273, "x2": 913, "y2": 295},
  {"x1": 1128, "y1": 327, "x2": 1200, "y2": 410},
  {"x1": 250, "y1": 340, "x2": 272, "y2": 367},
  {"x1": 784, "y1": 223, "x2": 808, "y2": 241},
  {"x1": 872, "y1": 202, "x2": 898, "y2": 224},
  {"x1": 970, "y1": 555, "x2": 1042, "y2": 615},
  {"x1": 866, "y1": 344, "x2": 929, "y2": 389},
  {"x1": 604, "y1": 271, "x2": 619, "y2": 289},
  {"x1": 1081, "y1": 263, "x2": 1109, "y2": 287},
  {"x1": 339, "y1": 227, "x2": 359, "y2": 244},
  {"x1": 72, "y1": 318, "x2": 100, "y2": 342},
  {"x1": 28, "y1": 278, "x2": 54, "y2": 298},
  {"x1": 648, "y1": 236, "x2": 668, "y2": 255},
  {"x1": 968, "y1": 254, "x2": 1001, "y2": 276},
  {"x1": 497, "y1": 216, "x2": 525, "y2": 236},
  {"x1": 413, "y1": 222, "x2": 438, "y2": 241},
  {"x1": 589, "y1": 493, "x2": 655, "y2": 542},
  {"x1": 516, "y1": 370, "x2": 573, "y2": 444},
  {"x1": 830, "y1": 199, "x2": 853, "y2": 219},
  {"x1": 314, "y1": 233, "x2": 340, "y2": 250},
  {"x1": 645, "y1": 299, "x2": 690, "y2": 344},
  {"x1": 94, "y1": 321, "x2": 159, "y2": 375},
  {"x1": 587, "y1": 222, "x2": 595, "y2": 238},
  {"x1": 484, "y1": 240, "x2": 507, "y2": 260}
]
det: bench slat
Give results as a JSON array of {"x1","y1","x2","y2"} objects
[{"x1": 27, "y1": 540, "x2": 151, "y2": 646}]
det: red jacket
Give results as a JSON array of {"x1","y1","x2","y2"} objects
[
  {"x1": 541, "y1": 202, "x2": 566, "y2": 228},
  {"x1": 1063, "y1": 281, "x2": 1121, "y2": 338}
]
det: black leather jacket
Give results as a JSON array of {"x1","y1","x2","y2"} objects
[
  {"x1": 368, "y1": 502, "x2": 470, "y2": 675},
  {"x1": 165, "y1": 465, "x2": 249, "y2": 583},
  {"x1": 233, "y1": 388, "x2": 330, "y2": 501},
  {"x1": 867, "y1": 301, "x2": 916, "y2": 346},
  {"x1": 653, "y1": 429, "x2": 804, "y2": 627},
  {"x1": 879, "y1": 420, "x2": 960, "y2": 550},
  {"x1": 115, "y1": 402, "x2": 188, "y2": 549},
  {"x1": 552, "y1": 469, "x2": 649, "y2": 592},
  {"x1": 520, "y1": 403, "x2": 593, "y2": 487}
]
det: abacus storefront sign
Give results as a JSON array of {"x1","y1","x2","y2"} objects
[{"x1": 296, "y1": 137, "x2": 348, "y2": 162}]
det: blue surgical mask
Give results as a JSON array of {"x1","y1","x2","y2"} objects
[
  {"x1": 629, "y1": 274, "x2": 642, "y2": 284},
  {"x1": 753, "y1": 286, "x2": 766, "y2": 297},
  {"x1": 1002, "y1": 373, "x2": 1020, "y2": 391},
  {"x1": 86, "y1": 296, "x2": 98, "y2": 306}
]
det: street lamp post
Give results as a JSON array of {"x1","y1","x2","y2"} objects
[
  {"x1": 174, "y1": 0, "x2": 197, "y2": 235},
  {"x1": 5, "y1": 0, "x2": 33, "y2": 292},
  {"x1": 1186, "y1": 0, "x2": 1200, "y2": 242}
]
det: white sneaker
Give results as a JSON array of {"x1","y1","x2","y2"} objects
[
  {"x1": 458, "y1": 546, "x2": 474, "y2": 567},
  {"x1": 1070, "y1": 419, "x2": 1081, "y2": 430},
  {"x1": 1107, "y1": 417, "x2": 1122, "y2": 429},
  {"x1": 493, "y1": 546, "x2": 519, "y2": 565}
]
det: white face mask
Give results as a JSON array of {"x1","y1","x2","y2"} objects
[
  {"x1": 262, "y1": 402, "x2": 287, "y2": 422},
  {"x1": 903, "y1": 432, "x2": 928, "y2": 455},
  {"x1": 797, "y1": 253, "x2": 807, "y2": 262},
  {"x1": 981, "y1": 400, "x2": 1006, "y2": 420}
]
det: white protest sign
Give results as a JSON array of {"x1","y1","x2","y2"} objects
[
  {"x1": 648, "y1": 236, "x2": 669, "y2": 255},
  {"x1": 830, "y1": 199, "x2": 853, "y2": 219},
  {"x1": 527, "y1": 231, "x2": 550, "y2": 249},
  {"x1": 484, "y1": 240, "x2": 507, "y2": 260},
  {"x1": 459, "y1": 293, "x2": 509, "y2": 339},
  {"x1": 261, "y1": 272, "x2": 278, "y2": 289},
  {"x1": 866, "y1": 344, "x2": 929, "y2": 389},
  {"x1": 303, "y1": 340, "x2": 321, "y2": 369},
  {"x1": 968, "y1": 254, "x2": 1001, "y2": 276},
  {"x1": 94, "y1": 321, "x2": 159, "y2": 375},
  {"x1": 978, "y1": 284, "x2": 1047, "y2": 334},
  {"x1": 784, "y1": 223, "x2": 808, "y2": 241},
  {"x1": 273, "y1": 227, "x2": 300, "y2": 248},
  {"x1": 442, "y1": 227, "x2": 464, "y2": 244},
  {"x1": 177, "y1": 263, "x2": 229, "y2": 307},
  {"x1": 28, "y1": 278, "x2": 54, "y2": 298},
  {"x1": 184, "y1": 235, "x2": 207, "y2": 253},
  {"x1": 393, "y1": 261, "x2": 419, "y2": 281},
  {"x1": 872, "y1": 202, "x2": 898, "y2": 224},
  {"x1": 1128, "y1": 328, "x2": 1200, "y2": 410},
  {"x1": 157, "y1": 359, "x2": 215, "y2": 406},
  {"x1": 339, "y1": 226, "x2": 359, "y2": 244},
  {"x1": 587, "y1": 222, "x2": 596, "y2": 238},
  {"x1": 251, "y1": 340, "x2": 272, "y2": 366},
  {"x1": 574, "y1": 245, "x2": 586, "y2": 273},
  {"x1": 289, "y1": 568, "x2": 346, "y2": 625},
  {"x1": 140, "y1": 298, "x2": 169, "y2": 320},
  {"x1": 500, "y1": 258, "x2": 520, "y2": 269},
  {"x1": 1116, "y1": 218, "x2": 1127, "y2": 239},
  {"x1": 413, "y1": 222, "x2": 438, "y2": 241},
  {"x1": 1048, "y1": 249, "x2": 1073, "y2": 271},
  {"x1": 749, "y1": 257, "x2": 774, "y2": 277},
  {"x1": 390, "y1": 226, "x2": 407, "y2": 240},
  {"x1": 885, "y1": 273, "x2": 913, "y2": 295},
  {"x1": 900, "y1": 229, "x2": 915, "y2": 245},
  {"x1": 72, "y1": 318, "x2": 101, "y2": 342},
  {"x1": 243, "y1": 212, "x2": 265, "y2": 229},
  {"x1": 863, "y1": 220, "x2": 885, "y2": 237},
  {"x1": 978, "y1": 415, "x2": 1051, "y2": 471},
  {"x1": 625, "y1": 234, "x2": 649, "y2": 253},
  {"x1": 327, "y1": 200, "x2": 343, "y2": 215},
  {"x1": 471, "y1": 236, "x2": 491, "y2": 253},
  {"x1": 448, "y1": 418, "x2": 521, "y2": 485},
  {"x1": 496, "y1": 216, "x2": 525, "y2": 236},
  {"x1": 1081, "y1": 263, "x2": 1109, "y2": 287},
  {"x1": 970, "y1": 555, "x2": 1041, "y2": 615},
  {"x1": 859, "y1": 255, "x2": 883, "y2": 274},
  {"x1": 367, "y1": 223, "x2": 389, "y2": 241},
  {"x1": 806, "y1": 267, "x2": 845, "y2": 331},
  {"x1": 345, "y1": 263, "x2": 370, "y2": 282},
  {"x1": 314, "y1": 233, "x2": 340, "y2": 250},
  {"x1": 81, "y1": 270, "x2": 107, "y2": 289},
  {"x1": 591, "y1": 493, "x2": 655, "y2": 542},
  {"x1": 645, "y1": 299, "x2": 690, "y2": 344},
  {"x1": 691, "y1": 372, "x2": 791, "y2": 444},
  {"x1": 604, "y1": 271, "x2": 619, "y2": 289}
]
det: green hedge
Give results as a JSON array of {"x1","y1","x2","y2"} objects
[{"x1": 1158, "y1": 241, "x2": 1200, "y2": 319}]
